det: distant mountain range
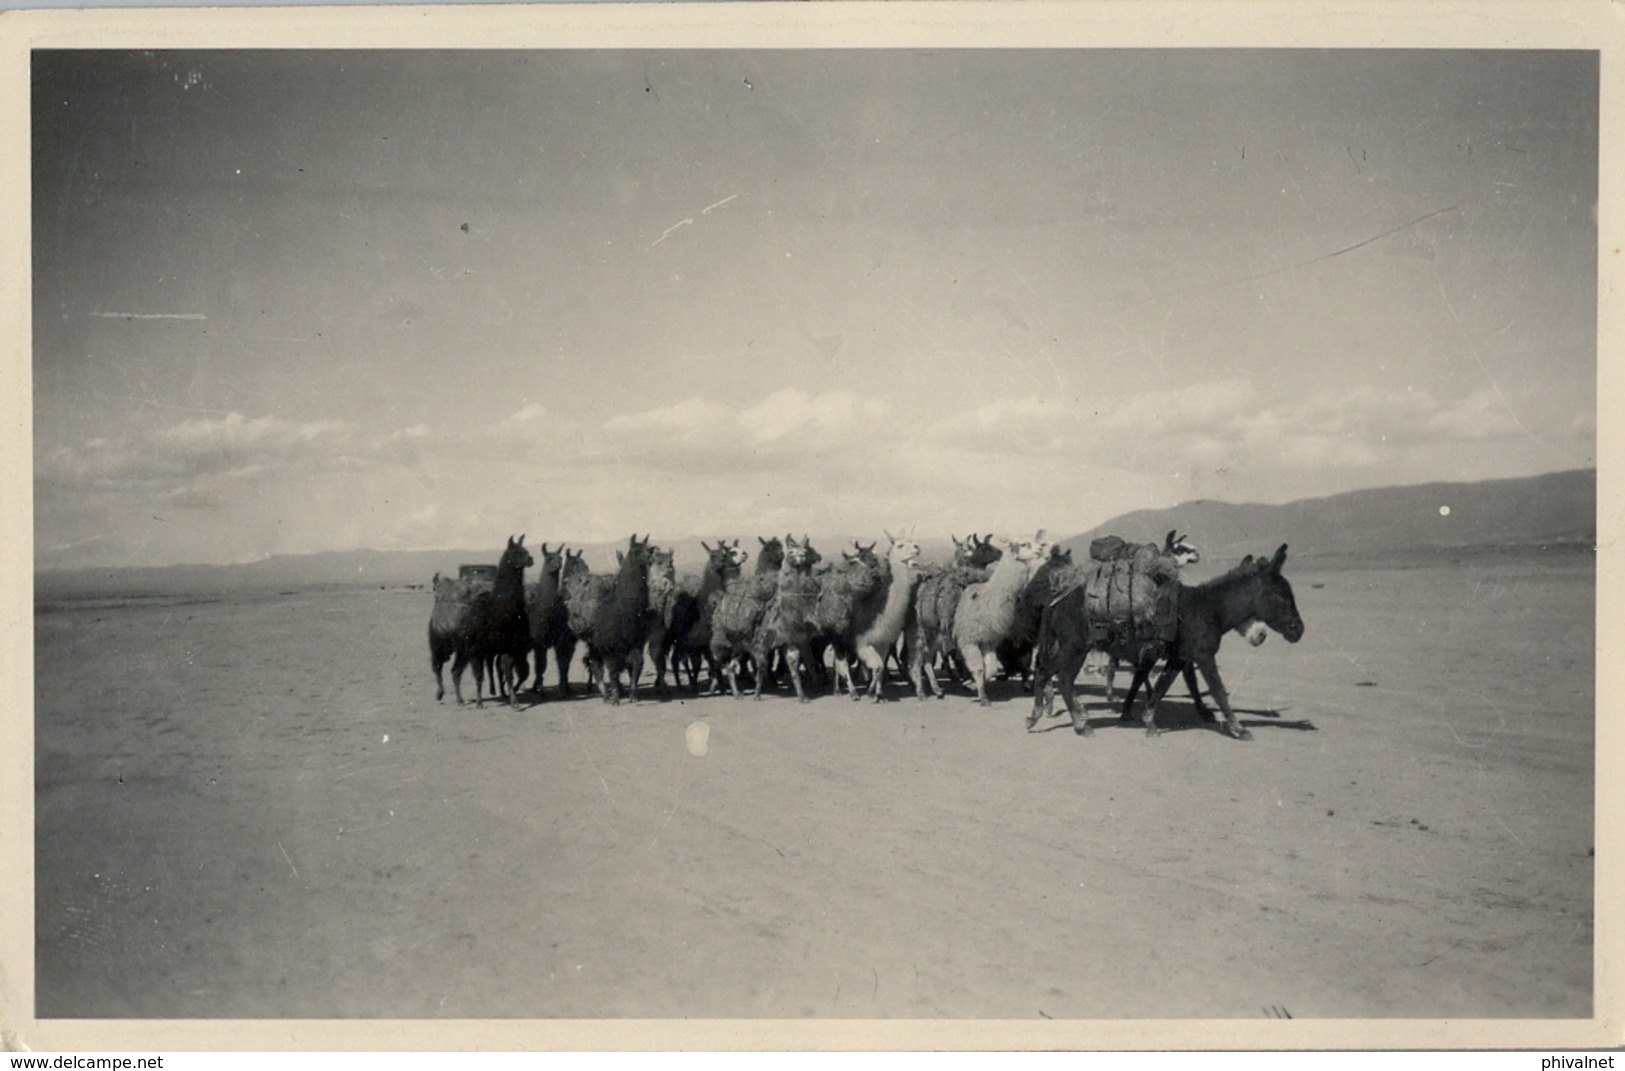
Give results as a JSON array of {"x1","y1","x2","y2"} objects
[
  {"x1": 1061, "y1": 468, "x2": 1595, "y2": 564},
  {"x1": 34, "y1": 468, "x2": 1595, "y2": 598}
]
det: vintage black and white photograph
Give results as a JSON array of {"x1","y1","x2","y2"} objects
[{"x1": 13, "y1": 2, "x2": 1616, "y2": 1049}]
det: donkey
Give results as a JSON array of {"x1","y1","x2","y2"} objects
[
  {"x1": 1091, "y1": 530, "x2": 1203, "y2": 699},
  {"x1": 1031, "y1": 544, "x2": 1303, "y2": 740}
]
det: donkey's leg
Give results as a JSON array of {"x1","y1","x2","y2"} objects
[
  {"x1": 1195, "y1": 655, "x2": 1249, "y2": 740},
  {"x1": 1054, "y1": 644, "x2": 1091, "y2": 735},
  {"x1": 1142, "y1": 660, "x2": 1183, "y2": 737},
  {"x1": 1183, "y1": 662, "x2": 1213, "y2": 721},
  {"x1": 1120, "y1": 658, "x2": 1146, "y2": 721}
]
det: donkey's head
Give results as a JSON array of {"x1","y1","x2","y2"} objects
[
  {"x1": 1164, "y1": 530, "x2": 1201, "y2": 568},
  {"x1": 1247, "y1": 544, "x2": 1304, "y2": 643}
]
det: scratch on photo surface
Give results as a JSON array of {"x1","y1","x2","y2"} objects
[
  {"x1": 1495, "y1": 814, "x2": 1526, "y2": 850},
  {"x1": 92, "y1": 311, "x2": 207, "y2": 321},
  {"x1": 702, "y1": 193, "x2": 738, "y2": 214},
  {"x1": 1228, "y1": 204, "x2": 1458, "y2": 286},
  {"x1": 653, "y1": 217, "x2": 693, "y2": 246},
  {"x1": 1437, "y1": 281, "x2": 1560, "y2": 457},
  {"x1": 563, "y1": 708, "x2": 616, "y2": 807},
  {"x1": 277, "y1": 839, "x2": 298, "y2": 878}
]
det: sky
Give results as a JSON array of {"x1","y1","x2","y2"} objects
[{"x1": 31, "y1": 47, "x2": 1598, "y2": 568}]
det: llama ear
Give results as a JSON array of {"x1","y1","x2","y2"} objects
[
  {"x1": 884, "y1": 528, "x2": 894, "y2": 544},
  {"x1": 1166, "y1": 530, "x2": 1177, "y2": 549},
  {"x1": 1272, "y1": 544, "x2": 1288, "y2": 572}
]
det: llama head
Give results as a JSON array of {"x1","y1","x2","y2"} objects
[
  {"x1": 885, "y1": 531, "x2": 922, "y2": 568},
  {"x1": 784, "y1": 536, "x2": 822, "y2": 571},
  {"x1": 501, "y1": 535, "x2": 535, "y2": 571},
  {"x1": 539, "y1": 543, "x2": 565, "y2": 578},
  {"x1": 756, "y1": 536, "x2": 785, "y2": 573},
  {"x1": 962, "y1": 534, "x2": 1003, "y2": 568},
  {"x1": 1164, "y1": 530, "x2": 1201, "y2": 567}
]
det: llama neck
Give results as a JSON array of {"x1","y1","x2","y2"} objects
[
  {"x1": 868, "y1": 559, "x2": 917, "y2": 638},
  {"x1": 493, "y1": 559, "x2": 526, "y2": 608},
  {"x1": 615, "y1": 561, "x2": 649, "y2": 607},
  {"x1": 988, "y1": 555, "x2": 1031, "y2": 595}
]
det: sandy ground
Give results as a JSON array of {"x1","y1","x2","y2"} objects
[{"x1": 32, "y1": 549, "x2": 1594, "y2": 1021}]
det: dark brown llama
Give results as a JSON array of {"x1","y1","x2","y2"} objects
[
  {"x1": 709, "y1": 536, "x2": 787, "y2": 697},
  {"x1": 749, "y1": 536, "x2": 827, "y2": 702},
  {"x1": 586, "y1": 534, "x2": 655, "y2": 705},
  {"x1": 525, "y1": 543, "x2": 577, "y2": 701},
  {"x1": 665, "y1": 540, "x2": 747, "y2": 693},
  {"x1": 450, "y1": 535, "x2": 534, "y2": 707}
]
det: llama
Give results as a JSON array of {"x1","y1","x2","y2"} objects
[
  {"x1": 749, "y1": 536, "x2": 827, "y2": 702},
  {"x1": 654, "y1": 540, "x2": 747, "y2": 694},
  {"x1": 585, "y1": 535, "x2": 655, "y2": 705},
  {"x1": 643, "y1": 545, "x2": 681, "y2": 694},
  {"x1": 561, "y1": 547, "x2": 611, "y2": 695},
  {"x1": 905, "y1": 535, "x2": 1004, "y2": 700},
  {"x1": 442, "y1": 536, "x2": 534, "y2": 707},
  {"x1": 429, "y1": 571, "x2": 478, "y2": 703},
  {"x1": 708, "y1": 537, "x2": 786, "y2": 697},
  {"x1": 951, "y1": 532, "x2": 1048, "y2": 706},
  {"x1": 848, "y1": 533, "x2": 923, "y2": 701},
  {"x1": 995, "y1": 543, "x2": 1075, "y2": 693},
  {"x1": 523, "y1": 543, "x2": 576, "y2": 701},
  {"x1": 799, "y1": 541, "x2": 886, "y2": 698}
]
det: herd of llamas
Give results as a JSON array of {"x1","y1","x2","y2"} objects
[{"x1": 428, "y1": 528, "x2": 1305, "y2": 741}]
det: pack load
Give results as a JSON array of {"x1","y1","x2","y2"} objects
[
  {"x1": 1067, "y1": 535, "x2": 1186, "y2": 643},
  {"x1": 1079, "y1": 558, "x2": 1179, "y2": 643}
]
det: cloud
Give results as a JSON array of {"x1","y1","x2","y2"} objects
[
  {"x1": 599, "y1": 388, "x2": 892, "y2": 472},
  {"x1": 921, "y1": 379, "x2": 1538, "y2": 477},
  {"x1": 38, "y1": 412, "x2": 376, "y2": 497}
]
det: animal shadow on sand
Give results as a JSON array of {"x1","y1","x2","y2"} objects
[{"x1": 1027, "y1": 688, "x2": 1317, "y2": 735}]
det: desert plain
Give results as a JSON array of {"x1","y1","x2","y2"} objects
[{"x1": 31, "y1": 546, "x2": 1595, "y2": 1023}]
